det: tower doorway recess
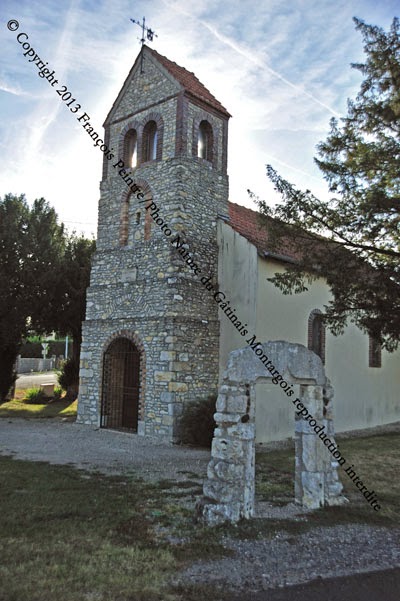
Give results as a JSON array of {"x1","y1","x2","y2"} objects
[{"x1": 101, "y1": 337, "x2": 140, "y2": 431}]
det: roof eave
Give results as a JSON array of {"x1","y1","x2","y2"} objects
[
  {"x1": 184, "y1": 90, "x2": 231, "y2": 118},
  {"x1": 261, "y1": 250, "x2": 299, "y2": 265}
]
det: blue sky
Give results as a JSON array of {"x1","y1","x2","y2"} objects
[{"x1": 1, "y1": 0, "x2": 398, "y2": 236}]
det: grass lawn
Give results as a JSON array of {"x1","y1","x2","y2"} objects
[
  {"x1": 255, "y1": 431, "x2": 400, "y2": 527},
  {"x1": 0, "y1": 389, "x2": 77, "y2": 420},
  {"x1": 0, "y1": 428, "x2": 398, "y2": 600},
  {"x1": 0, "y1": 456, "x2": 228, "y2": 601}
]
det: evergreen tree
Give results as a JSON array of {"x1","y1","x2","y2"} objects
[
  {"x1": 255, "y1": 17, "x2": 400, "y2": 350},
  {"x1": 0, "y1": 194, "x2": 65, "y2": 401},
  {"x1": 0, "y1": 194, "x2": 95, "y2": 402},
  {"x1": 54, "y1": 235, "x2": 96, "y2": 400}
]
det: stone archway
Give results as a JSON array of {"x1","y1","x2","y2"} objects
[{"x1": 197, "y1": 341, "x2": 347, "y2": 525}]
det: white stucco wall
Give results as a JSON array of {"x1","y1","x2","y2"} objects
[
  {"x1": 217, "y1": 220, "x2": 258, "y2": 378},
  {"x1": 218, "y1": 222, "x2": 400, "y2": 442}
]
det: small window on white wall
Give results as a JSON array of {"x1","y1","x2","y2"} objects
[
  {"x1": 308, "y1": 309, "x2": 325, "y2": 364},
  {"x1": 369, "y1": 335, "x2": 382, "y2": 368}
]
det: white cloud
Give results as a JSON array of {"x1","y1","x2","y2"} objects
[
  {"x1": 0, "y1": 80, "x2": 28, "y2": 95},
  {"x1": 0, "y1": 0, "x2": 396, "y2": 233}
]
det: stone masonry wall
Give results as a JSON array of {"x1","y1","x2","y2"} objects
[
  {"x1": 78, "y1": 49, "x2": 230, "y2": 440},
  {"x1": 197, "y1": 342, "x2": 346, "y2": 524},
  {"x1": 79, "y1": 315, "x2": 220, "y2": 437}
]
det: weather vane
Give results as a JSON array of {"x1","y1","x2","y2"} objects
[{"x1": 130, "y1": 16, "x2": 158, "y2": 73}]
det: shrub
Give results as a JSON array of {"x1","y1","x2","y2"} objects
[
  {"x1": 53, "y1": 385, "x2": 63, "y2": 400},
  {"x1": 179, "y1": 394, "x2": 217, "y2": 448},
  {"x1": 24, "y1": 387, "x2": 46, "y2": 404},
  {"x1": 58, "y1": 358, "x2": 79, "y2": 392}
]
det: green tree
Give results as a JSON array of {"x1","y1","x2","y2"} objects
[
  {"x1": 254, "y1": 17, "x2": 400, "y2": 351},
  {"x1": 0, "y1": 194, "x2": 95, "y2": 402},
  {"x1": 0, "y1": 194, "x2": 65, "y2": 401},
  {"x1": 54, "y1": 235, "x2": 96, "y2": 399}
]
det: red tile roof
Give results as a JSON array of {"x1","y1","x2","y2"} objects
[
  {"x1": 227, "y1": 201, "x2": 300, "y2": 262},
  {"x1": 147, "y1": 47, "x2": 231, "y2": 117}
]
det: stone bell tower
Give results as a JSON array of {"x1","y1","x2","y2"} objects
[{"x1": 77, "y1": 45, "x2": 230, "y2": 440}]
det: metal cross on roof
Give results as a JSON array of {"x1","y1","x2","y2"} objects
[{"x1": 130, "y1": 16, "x2": 158, "y2": 73}]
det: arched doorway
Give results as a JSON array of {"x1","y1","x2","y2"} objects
[{"x1": 101, "y1": 337, "x2": 141, "y2": 431}]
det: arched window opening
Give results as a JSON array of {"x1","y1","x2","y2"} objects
[
  {"x1": 197, "y1": 120, "x2": 213, "y2": 161},
  {"x1": 308, "y1": 310, "x2": 325, "y2": 364},
  {"x1": 142, "y1": 120, "x2": 158, "y2": 162},
  {"x1": 369, "y1": 335, "x2": 382, "y2": 368},
  {"x1": 312, "y1": 314, "x2": 323, "y2": 358},
  {"x1": 135, "y1": 211, "x2": 141, "y2": 225},
  {"x1": 124, "y1": 129, "x2": 138, "y2": 168}
]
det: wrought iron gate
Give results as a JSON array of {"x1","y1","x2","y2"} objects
[{"x1": 100, "y1": 337, "x2": 141, "y2": 431}]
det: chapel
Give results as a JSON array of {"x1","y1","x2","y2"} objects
[{"x1": 77, "y1": 44, "x2": 400, "y2": 442}]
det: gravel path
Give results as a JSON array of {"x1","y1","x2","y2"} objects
[
  {"x1": 0, "y1": 418, "x2": 209, "y2": 480},
  {"x1": 175, "y1": 524, "x2": 400, "y2": 592},
  {"x1": 1, "y1": 418, "x2": 399, "y2": 595}
]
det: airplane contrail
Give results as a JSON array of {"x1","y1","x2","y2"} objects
[{"x1": 161, "y1": 0, "x2": 341, "y2": 117}]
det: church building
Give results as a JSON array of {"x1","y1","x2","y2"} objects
[{"x1": 77, "y1": 45, "x2": 400, "y2": 442}]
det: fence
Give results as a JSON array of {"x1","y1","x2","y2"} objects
[{"x1": 16, "y1": 356, "x2": 64, "y2": 374}]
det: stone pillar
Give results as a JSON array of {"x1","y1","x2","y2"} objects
[
  {"x1": 294, "y1": 381, "x2": 345, "y2": 508},
  {"x1": 322, "y1": 379, "x2": 347, "y2": 503},
  {"x1": 196, "y1": 381, "x2": 256, "y2": 524},
  {"x1": 295, "y1": 384, "x2": 330, "y2": 508}
]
